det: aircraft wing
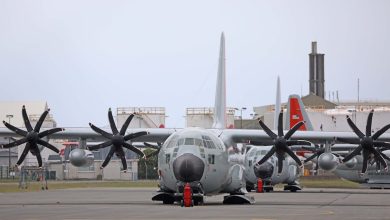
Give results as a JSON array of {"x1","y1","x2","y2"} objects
[
  {"x1": 221, "y1": 129, "x2": 390, "y2": 144},
  {"x1": 0, "y1": 127, "x2": 176, "y2": 143}
]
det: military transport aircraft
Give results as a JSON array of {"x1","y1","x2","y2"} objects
[
  {"x1": 2, "y1": 33, "x2": 390, "y2": 207},
  {"x1": 286, "y1": 94, "x2": 390, "y2": 187},
  {"x1": 244, "y1": 85, "x2": 310, "y2": 193}
]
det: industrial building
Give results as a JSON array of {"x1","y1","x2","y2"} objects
[
  {"x1": 0, "y1": 103, "x2": 166, "y2": 181},
  {"x1": 253, "y1": 42, "x2": 390, "y2": 134}
]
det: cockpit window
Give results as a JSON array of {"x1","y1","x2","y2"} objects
[
  {"x1": 185, "y1": 138, "x2": 195, "y2": 145},
  {"x1": 177, "y1": 138, "x2": 204, "y2": 147},
  {"x1": 166, "y1": 134, "x2": 179, "y2": 148},
  {"x1": 202, "y1": 135, "x2": 217, "y2": 149}
]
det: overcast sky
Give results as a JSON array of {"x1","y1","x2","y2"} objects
[{"x1": 1, "y1": 0, "x2": 389, "y2": 128}]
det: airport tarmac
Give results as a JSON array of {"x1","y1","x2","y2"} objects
[{"x1": 1, "y1": 187, "x2": 390, "y2": 220}]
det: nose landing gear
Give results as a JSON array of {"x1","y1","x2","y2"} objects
[
  {"x1": 176, "y1": 182, "x2": 204, "y2": 207},
  {"x1": 181, "y1": 183, "x2": 193, "y2": 207}
]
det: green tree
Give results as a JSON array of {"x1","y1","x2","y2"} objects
[{"x1": 138, "y1": 148, "x2": 159, "y2": 180}]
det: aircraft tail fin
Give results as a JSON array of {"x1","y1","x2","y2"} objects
[
  {"x1": 212, "y1": 32, "x2": 227, "y2": 129},
  {"x1": 274, "y1": 76, "x2": 281, "y2": 129},
  {"x1": 286, "y1": 95, "x2": 313, "y2": 131}
]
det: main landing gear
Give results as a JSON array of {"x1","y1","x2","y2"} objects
[{"x1": 152, "y1": 182, "x2": 204, "y2": 207}]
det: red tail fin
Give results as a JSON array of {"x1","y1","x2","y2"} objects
[{"x1": 286, "y1": 95, "x2": 313, "y2": 131}]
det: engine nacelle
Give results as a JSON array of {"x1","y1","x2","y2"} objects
[
  {"x1": 318, "y1": 152, "x2": 339, "y2": 171},
  {"x1": 344, "y1": 157, "x2": 358, "y2": 169},
  {"x1": 69, "y1": 149, "x2": 94, "y2": 167}
]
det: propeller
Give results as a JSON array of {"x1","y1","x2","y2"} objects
[
  {"x1": 303, "y1": 145, "x2": 340, "y2": 162},
  {"x1": 369, "y1": 147, "x2": 390, "y2": 171},
  {"x1": 338, "y1": 110, "x2": 390, "y2": 174},
  {"x1": 303, "y1": 145, "x2": 325, "y2": 164},
  {"x1": 252, "y1": 111, "x2": 309, "y2": 174},
  {"x1": 88, "y1": 108, "x2": 148, "y2": 170},
  {"x1": 1, "y1": 106, "x2": 64, "y2": 168},
  {"x1": 144, "y1": 142, "x2": 162, "y2": 158}
]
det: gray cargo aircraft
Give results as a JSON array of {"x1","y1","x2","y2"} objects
[
  {"x1": 287, "y1": 95, "x2": 390, "y2": 187},
  {"x1": 244, "y1": 78, "x2": 306, "y2": 192},
  {"x1": 2, "y1": 33, "x2": 390, "y2": 206}
]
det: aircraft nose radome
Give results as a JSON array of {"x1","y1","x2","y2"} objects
[
  {"x1": 173, "y1": 153, "x2": 205, "y2": 182},
  {"x1": 254, "y1": 161, "x2": 274, "y2": 179}
]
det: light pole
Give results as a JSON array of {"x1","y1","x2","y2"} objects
[{"x1": 6, "y1": 114, "x2": 13, "y2": 178}]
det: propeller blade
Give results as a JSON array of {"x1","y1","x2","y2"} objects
[
  {"x1": 304, "y1": 152, "x2": 319, "y2": 163},
  {"x1": 124, "y1": 131, "x2": 148, "y2": 141},
  {"x1": 34, "y1": 109, "x2": 49, "y2": 132},
  {"x1": 38, "y1": 128, "x2": 64, "y2": 138},
  {"x1": 144, "y1": 142, "x2": 160, "y2": 150},
  {"x1": 256, "y1": 147, "x2": 276, "y2": 165},
  {"x1": 3, "y1": 121, "x2": 27, "y2": 136},
  {"x1": 37, "y1": 139, "x2": 59, "y2": 153},
  {"x1": 120, "y1": 156, "x2": 127, "y2": 170},
  {"x1": 380, "y1": 152, "x2": 390, "y2": 161},
  {"x1": 88, "y1": 141, "x2": 112, "y2": 151},
  {"x1": 366, "y1": 110, "x2": 374, "y2": 137},
  {"x1": 89, "y1": 123, "x2": 113, "y2": 139},
  {"x1": 22, "y1": 105, "x2": 33, "y2": 132},
  {"x1": 371, "y1": 149, "x2": 388, "y2": 169},
  {"x1": 361, "y1": 149, "x2": 369, "y2": 174},
  {"x1": 101, "y1": 147, "x2": 115, "y2": 168},
  {"x1": 372, "y1": 124, "x2": 390, "y2": 140},
  {"x1": 250, "y1": 140, "x2": 274, "y2": 146},
  {"x1": 35, "y1": 149, "x2": 43, "y2": 167},
  {"x1": 258, "y1": 120, "x2": 277, "y2": 139},
  {"x1": 373, "y1": 141, "x2": 390, "y2": 149},
  {"x1": 278, "y1": 112, "x2": 284, "y2": 136},
  {"x1": 108, "y1": 108, "x2": 119, "y2": 135},
  {"x1": 346, "y1": 116, "x2": 365, "y2": 138},
  {"x1": 284, "y1": 147, "x2": 302, "y2": 166},
  {"x1": 122, "y1": 142, "x2": 144, "y2": 157},
  {"x1": 119, "y1": 114, "x2": 134, "y2": 135},
  {"x1": 2, "y1": 137, "x2": 28, "y2": 148},
  {"x1": 336, "y1": 137, "x2": 360, "y2": 145},
  {"x1": 16, "y1": 143, "x2": 31, "y2": 166},
  {"x1": 342, "y1": 145, "x2": 363, "y2": 163},
  {"x1": 287, "y1": 140, "x2": 311, "y2": 146},
  {"x1": 284, "y1": 121, "x2": 305, "y2": 140},
  {"x1": 277, "y1": 153, "x2": 284, "y2": 174}
]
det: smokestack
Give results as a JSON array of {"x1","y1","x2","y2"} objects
[
  {"x1": 309, "y1": 41, "x2": 325, "y2": 98},
  {"x1": 312, "y1": 42, "x2": 317, "y2": 54}
]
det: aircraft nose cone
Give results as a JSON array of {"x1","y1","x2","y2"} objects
[
  {"x1": 173, "y1": 153, "x2": 205, "y2": 182},
  {"x1": 254, "y1": 161, "x2": 274, "y2": 179}
]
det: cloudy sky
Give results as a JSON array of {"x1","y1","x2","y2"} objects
[{"x1": 0, "y1": 0, "x2": 389, "y2": 128}]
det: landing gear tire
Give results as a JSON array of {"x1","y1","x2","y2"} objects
[{"x1": 163, "y1": 199, "x2": 174, "y2": 204}]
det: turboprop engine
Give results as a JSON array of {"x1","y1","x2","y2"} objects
[
  {"x1": 318, "y1": 152, "x2": 339, "y2": 171},
  {"x1": 69, "y1": 149, "x2": 94, "y2": 167},
  {"x1": 344, "y1": 157, "x2": 358, "y2": 169}
]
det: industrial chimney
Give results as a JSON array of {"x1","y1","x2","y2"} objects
[{"x1": 309, "y1": 42, "x2": 325, "y2": 98}]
